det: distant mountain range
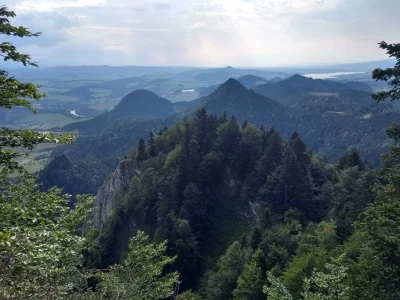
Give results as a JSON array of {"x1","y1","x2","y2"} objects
[
  {"x1": 253, "y1": 74, "x2": 373, "y2": 106},
  {"x1": 193, "y1": 66, "x2": 287, "y2": 84},
  {"x1": 39, "y1": 74, "x2": 397, "y2": 197}
]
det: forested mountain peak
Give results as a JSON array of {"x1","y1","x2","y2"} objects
[
  {"x1": 64, "y1": 89, "x2": 174, "y2": 135},
  {"x1": 252, "y1": 73, "x2": 372, "y2": 106},
  {"x1": 343, "y1": 80, "x2": 374, "y2": 93},
  {"x1": 237, "y1": 74, "x2": 268, "y2": 88},
  {"x1": 218, "y1": 77, "x2": 247, "y2": 90},
  {"x1": 112, "y1": 89, "x2": 173, "y2": 115},
  {"x1": 275, "y1": 74, "x2": 348, "y2": 91},
  {"x1": 202, "y1": 78, "x2": 285, "y2": 126}
]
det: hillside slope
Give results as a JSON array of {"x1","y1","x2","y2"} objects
[
  {"x1": 64, "y1": 89, "x2": 174, "y2": 135},
  {"x1": 253, "y1": 74, "x2": 371, "y2": 106}
]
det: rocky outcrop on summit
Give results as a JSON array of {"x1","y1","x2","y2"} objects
[{"x1": 94, "y1": 159, "x2": 140, "y2": 229}]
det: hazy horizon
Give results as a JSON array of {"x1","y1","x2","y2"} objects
[
  {"x1": 4, "y1": 59, "x2": 396, "y2": 72},
  {"x1": 4, "y1": 0, "x2": 400, "y2": 67}
]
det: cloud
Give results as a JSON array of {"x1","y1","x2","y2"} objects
[
  {"x1": 6, "y1": 0, "x2": 400, "y2": 66},
  {"x1": 154, "y1": 2, "x2": 171, "y2": 10},
  {"x1": 14, "y1": 0, "x2": 106, "y2": 12}
]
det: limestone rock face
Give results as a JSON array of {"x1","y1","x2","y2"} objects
[{"x1": 94, "y1": 159, "x2": 140, "y2": 229}]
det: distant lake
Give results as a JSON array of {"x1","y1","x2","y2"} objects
[{"x1": 304, "y1": 72, "x2": 365, "y2": 79}]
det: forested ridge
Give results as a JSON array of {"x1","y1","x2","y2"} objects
[
  {"x1": 39, "y1": 74, "x2": 399, "y2": 199},
  {"x1": 88, "y1": 107, "x2": 397, "y2": 299},
  {"x1": 2, "y1": 5, "x2": 400, "y2": 300}
]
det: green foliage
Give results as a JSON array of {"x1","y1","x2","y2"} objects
[
  {"x1": 263, "y1": 272, "x2": 293, "y2": 300},
  {"x1": 323, "y1": 168, "x2": 376, "y2": 239},
  {"x1": 0, "y1": 6, "x2": 74, "y2": 172},
  {"x1": 302, "y1": 258, "x2": 350, "y2": 300},
  {"x1": 203, "y1": 241, "x2": 251, "y2": 300},
  {"x1": 137, "y1": 138, "x2": 146, "y2": 161},
  {"x1": 264, "y1": 145, "x2": 314, "y2": 213},
  {"x1": 337, "y1": 147, "x2": 364, "y2": 171},
  {"x1": 372, "y1": 41, "x2": 400, "y2": 102},
  {"x1": 264, "y1": 258, "x2": 350, "y2": 300},
  {"x1": 346, "y1": 165, "x2": 400, "y2": 299},
  {"x1": 177, "y1": 290, "x2": 203, "y2": 300},
  {"x1": 250, "y1": 227, "x2": 262, "y2": 250},
  {"x1": 90, "y1": 107, "x2": 400, "y2": 298},
  {"x1": 232, "y1": 249, "x2": 265, "y2": 300},
  {"x1": 97, "y1": 231, "x2": 179, "y2": 300},
  {"x1": 0, "y1": 169, "x2": 94, "y2": 299},
  {"x1": 157, "y1": 213, "x2": 201, "y2": 289}
]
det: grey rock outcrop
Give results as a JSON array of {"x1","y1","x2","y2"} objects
[{"x1": 94, "y1": 159, "x2": 140, "y2": 229}]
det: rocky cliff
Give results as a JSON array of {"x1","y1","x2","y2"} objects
[{"x1": 94, "y1": 159, "x2": 140, "y2": 229}]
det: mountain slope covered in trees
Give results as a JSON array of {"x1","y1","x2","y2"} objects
[
  {"x1": 65, "y1": 89, "x2": 175, "y2": 135},
  {"x1": 253, "y1": 74, "x2": 373, "y2": 106},
  {"x1": 86, "y1": 108, "x2": 400, "y2": 299},
  {"x1": 39, "y1": 77, "x2": 400, "y2": 198}
]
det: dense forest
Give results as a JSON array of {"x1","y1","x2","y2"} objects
[
  {"x1": 2, "y1": 5, "x2": 400, "y2": 300},
  {"x1": 87, "y1": 108, "x2": 397, "y2": 299}
]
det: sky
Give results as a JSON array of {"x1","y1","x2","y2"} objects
[{"x1": 5, "y1": 0, "x2": 400, "y2": 67}]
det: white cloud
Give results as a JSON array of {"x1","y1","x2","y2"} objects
[
  {"x1": 15, "y1": 0, "x2": 106, "y2": 12},
  {"x1": 7, "y1": 0, "x2": 400, "y2": 66}
]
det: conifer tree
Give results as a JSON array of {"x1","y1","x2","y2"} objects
[
  {"x1": 203, "y1": 241, "x2": 251, "y2": 300},
  {"x1": 337, "y1": 147, "x2": 364, "y2": 171},
  {"x1": 256, "y1": 130, "x2": 284, "y2": 183},
  {"x1": 250, "y1": 227, "x2": 262, "y2": 250},
  {"x1": 265, "y1": 146, "x2": 313, "y2": 212},
  {"x1": 161, "y1": 213, "x2": 200, "y2": 290},
  {"x1": 136, "y1": 138, "x2": 146, "y2": 161},
  {"x1": 232, "y1": 249, "x2": 265, "y2": 300},
  {"x1": 289, "y1": 131, "x2": 311, "y2": 167},
  {"x1": 148, "y1": 131, "x2": 157, "y2": 157}
]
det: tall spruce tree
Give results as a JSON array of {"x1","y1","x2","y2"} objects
[
  {"x1": 289, "y1": 131, "x2": 311, "y2": 167},
  {"x1": 265, "y1": 146, "x2": 313, "y2": 212},
  {"x1": 232, "y1": 249, "x2": 265, "y2": 300},
  {"x1": 256, "y1": 130, "x2": 284, "y2": 184},
  {"x1": 136, "y1": 138, "x2": 146, "y2": 161}
]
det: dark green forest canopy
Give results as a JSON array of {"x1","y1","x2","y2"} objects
[{"x1": 85, "y1": 106, "x2": 400, "y2": 299}]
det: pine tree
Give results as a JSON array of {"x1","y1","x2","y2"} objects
[
  {"x1": 137, "y1": 138, "x2": 146, "y2": 161},
  {"x1": 148, "y1": 131, "x2": 157, "y2": 157},
  {"x1": 196, "y1": 108, "x2": 212, "y2": 156},
  {"x1": 289, "y1": 131, "x2": 311, "y2": 167},
  {"x1": 372, "y1": 41, "x2": 400, "y2": 103},
  {"x1": 337, "y1": 147, "x2": 364, "y2": 171},
  {"x1": 250, "y1": 227, "x2": 262, "y2": 250},
  {"x1": 219, "y1": 112, "x2": 228, "y2": 124},
  {"x1": 162, "y1": 213, "x2": 201, "y2": 290},
  {"x1": 187, "y1": 138, "x2": 201, "y2": 183},
  {"x1": 216, "y1": 116, "x2": 242, "y2": 162},
  {"x1": 182, "y1": 182, "x2": 209, "y2": 236},
  {"x1": 233, "y1": 124, "x2": 263, "y2": 179},
  {"x1": 265, "y1": 146, "x2": 313, "y2": 212},
  {"x1": 203, "y1": 241, "x2": 252, "y2": 300},
  {"x1": 256, "y1": 130, "x2": 284, "y2": 183},
  {"x1": 232, "y1": 249, "x2": 265, "y2": 300}
]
